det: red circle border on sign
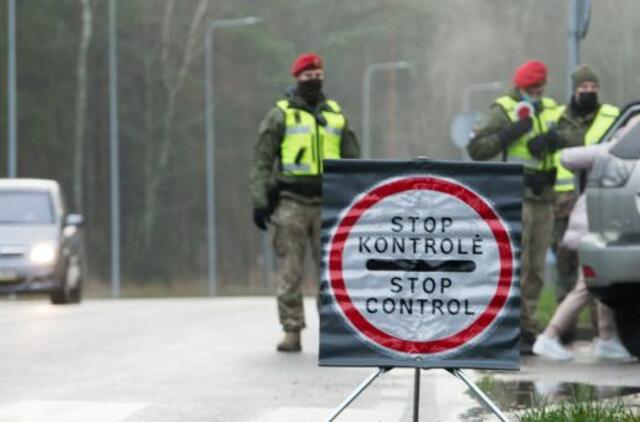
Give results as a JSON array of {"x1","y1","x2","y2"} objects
[{"x1": 328, "y1": 176, "x2": 514, "y2": 354}]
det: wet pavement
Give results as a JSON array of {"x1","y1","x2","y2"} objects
[
  {"x1": 459, "y1": 342, "x2": 640, "y2": 420},
  {"x1": 0, "y1": 298, "x2": 638, "y2": 421},
  {"x1": 462, "y1": 378, "x2": 640, "y2": 420}
]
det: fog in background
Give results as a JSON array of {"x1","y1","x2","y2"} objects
[{"x1": 0, "y1": 0, "x2": 638, "y2": 296}]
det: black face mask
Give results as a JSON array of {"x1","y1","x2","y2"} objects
[
  {"x1": 297, "y1": 78, "x2": 323, "y2": 104},
  {"x1": 574, "y1": 92, "x2": 599, "y2": 113}
]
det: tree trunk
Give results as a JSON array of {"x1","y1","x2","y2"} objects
[
  {"x1": 140, "y1": 0, "x2": 208, "y2": 256},
  {"x1": 73, "y1": 0, "x2": 93, "y2": 212}
]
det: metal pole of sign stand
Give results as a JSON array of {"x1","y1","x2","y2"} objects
[
  {"x1": 326, "y1": 367, "x2": 423, "y2": 422},
  {"x1": 412, "y1": 368, "x2": 420, "y2": 421},
  {"x1": 448, "y1": 369, "x2": 510, "y2": 422},
  {"x1": 326, "y1": 367, "x2": 391, "y2": 422},
  {"x1": 327, "y1": 367, "x2": 510, "y2": 422}
]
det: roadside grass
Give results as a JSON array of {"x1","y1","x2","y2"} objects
[{"x1": 520, "y1": 399, "x2": 640, "y2": 421}]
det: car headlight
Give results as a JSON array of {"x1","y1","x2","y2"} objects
[
  {"x1": 29, "y1": 242, "x2": 57, "y2": 265},
  {"x1": 600, "y1": 155, "x2": 636, "y2": 188}
]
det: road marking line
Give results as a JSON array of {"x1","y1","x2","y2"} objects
[{"x1": 0, "y1": 401, "x2": 146, "y2": 422}]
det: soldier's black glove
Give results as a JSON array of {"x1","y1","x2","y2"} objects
[
  {"x1": 253, "y1": 207, "x2": 271, "y2": 231},
  {"x1": 499, "y1": 118, "x2": 533, "y2": 147},
  {"x1": 527, "y1": 129, "x2": 559, "y2": 160}
]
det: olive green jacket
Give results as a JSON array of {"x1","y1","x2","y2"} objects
[
  {"x1": 555, "y1": 104, "x2": 600, "y2": 149},
  {"x1": 249, "y1": 91, "x2": 360, "y2": 209},
  {"x1": 553, "y1": 103, "x2": 610, "y2": 216},
  {"x1": 467, "y1": 88, "x2": 558, "y2": 202}
]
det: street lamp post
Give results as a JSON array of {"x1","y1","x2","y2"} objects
[
  {"x1": 362, "y1": 61, "x2": 413, "y2": 159},
  {"x1": 7, "y1": 0, "x2": 17, "y2": 178},
  {"x1": 204, "y1": 17, "x2": 261, "y2": 296},
  {"x1": 108, "y1": 0, "x2": 121, "y2": 298},
  {"x1": 566, "y1": 0, "x2": 591, "y2": 100}
]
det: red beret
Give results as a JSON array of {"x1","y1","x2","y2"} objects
[
  {"x1": 513, "y1": 60, "x2": 548, "y2": 89},
  {"x1": 290, "y1": 53, "x2": 323, "y2": 77}
]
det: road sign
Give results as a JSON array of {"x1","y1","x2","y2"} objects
[{"x1": 320, "y1": 159, "x2": 522, "y2": 370}]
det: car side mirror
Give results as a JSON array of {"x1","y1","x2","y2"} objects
[{"x1": 65, "y1": 214, "x2": 84, "y2": 227}]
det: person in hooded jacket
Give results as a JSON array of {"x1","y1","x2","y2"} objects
[{"x1": 249, "y1": 53, "x2": 360, "y2": 352}]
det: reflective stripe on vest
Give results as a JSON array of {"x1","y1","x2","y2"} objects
[
  {"x1": 285, "y1": 126, "x2": 312, "y2": 136},
  {"x1": 553, "y1": 103, "x2": 620, "y2": 192},
  {"x1": 276, "y1": 99, "x2": 345, "y2": 176},
  {"x1": 495, "y1": 96, "x2": 559, "y2": 171}
]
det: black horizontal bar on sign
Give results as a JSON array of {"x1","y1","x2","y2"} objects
[{"x1": 365, "y1": 259, "x2": 476, "y2": 273}]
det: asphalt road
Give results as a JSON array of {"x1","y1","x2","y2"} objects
[{"x1": 0, "y1": 298, "x2": 638, "y2": 422}]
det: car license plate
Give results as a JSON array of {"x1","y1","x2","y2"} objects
[{"x1": 0, "y1": 271, "x2": 18, "y2": 282}]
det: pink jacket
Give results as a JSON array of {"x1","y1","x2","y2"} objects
[
  {"x1": 560, "y1": 114, "x2": 640, "y2": 249},
  {"x1": 559, "y1": 143, "x2": 610, "y2": 250}
]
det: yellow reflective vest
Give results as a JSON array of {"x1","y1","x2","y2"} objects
[
  {"x1": 495, "y1": 96, "x2": 560, "y2": 171},
  {"x1": 276, "y1": 99, "x2": 345, "y2": 176},
  {"x1": 553, "y1": 103, "x2": 620, "y2": 192}
]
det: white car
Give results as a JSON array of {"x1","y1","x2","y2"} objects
[{"x1": 0, "y1": 179, "x2": 84, "y2": 304}]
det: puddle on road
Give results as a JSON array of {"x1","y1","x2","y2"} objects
[{"x1": 460, "y1": 377, "x2": 640, "y2": 420}]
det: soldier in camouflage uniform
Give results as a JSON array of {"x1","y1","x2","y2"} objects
[
  {"x1": 467, "y1": 60, "x2": 562, "y2": 354},
  {"x1": 551, "y1": 64, "x2": 619, "y2": 340},
  {"x1": 250, "y1": 53, "x2": 360, "y2": 352}
]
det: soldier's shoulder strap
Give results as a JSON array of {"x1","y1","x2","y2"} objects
[
  {"x1": 275, "y1": 99, "x2": 290, "y2": 112},
  {"x1": 599, "y1": 103, "x2": 620, "y2": 118},
  {"x1": 495, "y1": 95, "x2": 517, "y2": 112},
  {"x1": 324, "y1": 99, "x2": 342, "y2": 113},
  {"x1": 541, "y1": 97, "x2": 558, "y2": 109}
]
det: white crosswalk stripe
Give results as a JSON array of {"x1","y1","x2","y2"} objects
[{"x1": 0, "y1": 401, "x2": 146, "y2": 422}]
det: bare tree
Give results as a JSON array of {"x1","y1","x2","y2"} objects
[{"x1": 140, "y1": 0, "x2": 208, "y2": 256}]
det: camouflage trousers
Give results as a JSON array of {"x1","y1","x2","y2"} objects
[
  {"x1": 521, "y1": 200, "x2": 554, "y2": 339},
  {"x1": 271, "y1": 198, "x2": 321, "y2": 332}
]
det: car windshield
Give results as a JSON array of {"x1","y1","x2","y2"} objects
[{"x1": 0, "y1": 191, "x2": 55, "y2": 224}]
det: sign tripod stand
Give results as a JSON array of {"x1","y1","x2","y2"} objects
[
  {"x1": 321, "y1": 160, "x2": 524, "y2": 422},
  {"x1": 326, "y1": 366, "x2": 509, "y2": 422}
]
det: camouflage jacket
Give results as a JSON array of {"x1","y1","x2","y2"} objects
[
  {"x1": 553, "y1": 102, "x2": 610, "y2": 215},
  {"x1": 249, "y1": 89, "x2": 360, "y2": 209},
  {"x1": 555, "y1": 102, "x2": 600, "y2": 149},
  {"x1": 467, "y1": 88, "x2": 559, "y2": 202}
]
